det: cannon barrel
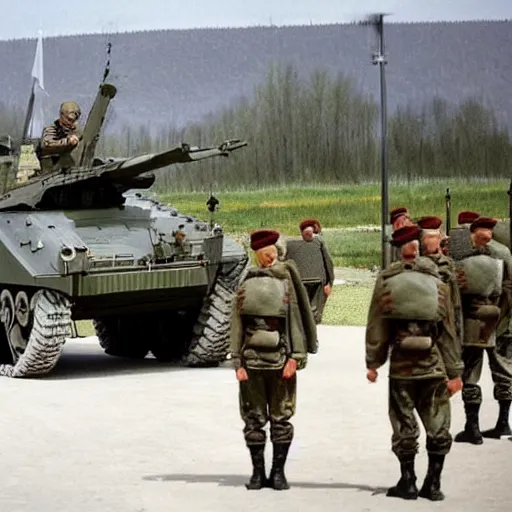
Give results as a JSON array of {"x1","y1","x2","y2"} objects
[{"x1": 98, "y1": 139, "x2": 248, "y2": 183}]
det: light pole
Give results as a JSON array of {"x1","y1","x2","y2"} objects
[{"x1": 368, "y1": 13, "x2": 390, "y2": 269}]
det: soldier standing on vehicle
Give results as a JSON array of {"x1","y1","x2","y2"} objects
[
  {"x1": 230, "y1": 229, "x2": 317, "y2": 491},
  {"x1": 36, "y1": 101, "x2": 81, "y2": 172},
  {"x1": 366, "y1": 224, "x2": 463, "y2": 502},
  {"x1": 453, "y1": 216, "x2": 512, "y2": 444}
]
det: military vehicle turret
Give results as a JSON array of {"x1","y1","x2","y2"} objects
[{"x1": 0, "y1": 82, "x2": 248, "y2": 378}]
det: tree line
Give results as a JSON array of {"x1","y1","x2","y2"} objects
[{"x1": 2, "y1": 63, "x2": 511, "y2": 192}]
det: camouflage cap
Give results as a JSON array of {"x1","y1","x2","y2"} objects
[{"x1": 60, "y1": 101, "x2": 81, "y2": 117}]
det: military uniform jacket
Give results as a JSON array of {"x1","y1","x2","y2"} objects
[
  {"x1": 230, "y1": 260, "x2": 318, "y2": 371},
  {"x1": 488, "y1": 239, "x2": 512, "y2": 339},
  {"x1": 365, "y1": 258, "x2": 463, "y2": 380},
  {"x1": 459, "y1": 245, "x2": 507, "y2": 348},
  {"x1": 36, "y1": 120, "x2": 80, "y2": 171},
  {"x1": 428, "y1": 252, "x2": 463, "y2": 343}
]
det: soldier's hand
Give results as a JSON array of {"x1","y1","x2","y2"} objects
[
  {"x1": 236, "y1": 368, "x2": 248, "y2": 382},
  {"x1": 67, "y1": 134, "x2": 79, "y2": 146},
  {"x1": 379, "y1": 291, "x2": 393, "y2": 314},
  {"x1": 367, "y1": 368, "x2": 378, "y2": 383},
  {"x1": 323, "y1": 284, "x2": 332, "y2": 297},
  {"x1": 446, "y1": 377, "x2": 462, "y2": 397},
  {"x1": 456, "y1": 269, "x2": 467, "y2": 290},
  {"x1": 282, "y1": 358, "x2": 298, "y2": 379}
]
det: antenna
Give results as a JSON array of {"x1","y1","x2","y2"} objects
[{"x1": 102, "y1": 39, "x2": 112, "y2": 83}]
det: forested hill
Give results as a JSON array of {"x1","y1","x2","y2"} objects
[{"x1": 0, "y1": 20, "x2": 511, "y2": 133}]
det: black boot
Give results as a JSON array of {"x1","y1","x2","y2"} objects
[
  {"x1": 454, "y1": 403, "x2": 483, "y2": 444},
  {"x1": 268, "y1": 443, "x2": 291, "y2": 490},
  {"x1": 386, "y1": 457, "x2": 418, "y2": 500},
  {"x1": 419, "y1": 454, "x2": 445, "y2": 501},
  {"x1": 245, "y1": 444, "x2": 267, "y2": 490},
  {"x1": 481, "y1": 400, "x2": 511, "y2": 439}
]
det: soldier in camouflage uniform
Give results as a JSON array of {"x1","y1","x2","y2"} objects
[
  {"x1": 36, "y1": 101, "x2": 81, "y2": 172},
  {"x1": 366, "y1": 224, "x2": 463, "y2": 502},
  {"x1": 285, "y1": 218, "x2": 334, "y2": 323},
  {"x1": 231, "y1": 229, "x2": 317, "y2": 491},
  {"x1": 452, "y1": 216, "x2": 512, "y2": 443},
  {"x1": 417, "y1": 216, "x2": 463, "y2": 344}
]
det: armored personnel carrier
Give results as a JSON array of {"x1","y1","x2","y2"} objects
[{"x1": 0, "y1": 82, "x2": 248, "y2": 378}]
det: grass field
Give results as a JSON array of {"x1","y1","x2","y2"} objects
[{"x1": 159, "y1": 179, "x2": 510, "y2": 268}]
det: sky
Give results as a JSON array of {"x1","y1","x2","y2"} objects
[{"x1": 2, "y1": 0, "x2": 512, "y2": 40}]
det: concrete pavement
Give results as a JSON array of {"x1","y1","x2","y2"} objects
[{"x1": 0, "y1": 326, "x2": 511, "y2": 512}]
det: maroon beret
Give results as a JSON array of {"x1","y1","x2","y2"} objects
[
  {"x1": 391, "y1": 224, "x2": 421, "y2": 247},
  {"x1": 390, "y1": 207, "x2": 409, "y2": 224},
  {"x1": 417, "y1": 216, "x2": 442, "y2": 231},
  {"x1": 250, "y1": 229, "x2": 280, "y2": 251},
  {"x1": 299, "y1": 218, "x2": 321, "y2": 233},
  {"x1": 457, "y1": 211, "x2": 480, "y2": 225},
  {"x1": 470, "y1": 216, "x2": 497, "y2": 232}
]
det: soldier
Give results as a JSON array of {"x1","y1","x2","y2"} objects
[
  {"x1": 454, "y1": 216, "x2": 512, "y2": 444},
  {"x1": 390, "y1": 206, "x2": 413, "y2": 231},
  {"x1": 417, "y1": 216, "x2": 463, "y2": 345},
  {"x1": 388, "y1": 207, "x2": 414, "y2": 263},
  {"x1": 285, "y1": 218, "x2": 334, "y2": 323},
  {"x1": 36, "y1": 101, "x2": 82, "y2": 172},
  {"x1": 366, "y1": 224, "x2": 463, "y2": 501},
  {"x1": 230, "y1": 229, "x2": 317, "y2": 491}
]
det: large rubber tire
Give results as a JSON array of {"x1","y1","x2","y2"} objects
[
  {"x1": 93, "y1": 316, "x2": 151, "y2": 359},
  {"x1": 183, "y1": 254, "x2": 250, "y2": 367},
  {"x1": 0, "y1": 289, "x2": 72, "y2": 378}
]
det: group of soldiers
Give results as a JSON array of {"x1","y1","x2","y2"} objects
[
  {"x1": 366, "y1": 206, "x2": 512, "y2": 501},
  {"x1": 33, "y1": 101, "x2": 512, "y2": 501},
  {"x1": 230, "y1": 219, "x2": 334, "y2": 491}
]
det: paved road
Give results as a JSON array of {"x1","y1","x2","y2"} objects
[{"x1": 1, "y1": 326, "x2": 511, "y2": 512}]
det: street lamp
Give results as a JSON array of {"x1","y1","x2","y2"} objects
[{"x1": 363, "y1": 13, "x2": 391, "y2": 269}]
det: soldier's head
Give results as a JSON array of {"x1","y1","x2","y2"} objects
[
  {"x1": 417, "y1": 216, "x2": 443, "y2": 255},
  {"x1": 391, "y1": 224, "x2": 421, "y2": 261},
  {"x1": 250, "y1": 229, "x2": 280, "y2": 268},
  {"x1": 470, "y1": 217, "x2": 496, "y2": 248},
  {"x1": 299, "y1": 218, "x2": 320, "y2": 241},
  {"x1": 457, "y1": 210, "x2": 480, "y2": 228},
  {"x1": 59, "y1": 101, "x2": 81, "y2": 129},
  {"x1": 390, "y1": 207, "x2": 412, "y2": 231}
]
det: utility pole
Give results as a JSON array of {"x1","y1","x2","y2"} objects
[{"x1": 369, "y1": 13, "x2": 390, "y2": 268}]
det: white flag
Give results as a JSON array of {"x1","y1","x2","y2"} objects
[{"x1": 26, "y1": 30, "x2": 46, "y2": 140}]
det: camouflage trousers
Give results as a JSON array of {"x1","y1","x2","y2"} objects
[
  {"x1": 239, "y1": 369, "x2": 296, "y2": 446},
  {"x1": 303, "y1": 280, "x2": 326, "y2": 324},
  {"x1": 389, "y1": 378, "x2": 452, "y2": 459},
  {"x1": 461, "y1": 337, "x2": 512, "y2": 405}
]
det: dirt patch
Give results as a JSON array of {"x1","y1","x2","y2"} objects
[{"x1": 334, "y1": 266, "x2": 377, "y2": 286}]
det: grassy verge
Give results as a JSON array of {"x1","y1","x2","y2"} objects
[
  {"x1": 158, "y1": 179, "x2": 510, "y2": 268},
  {"x1": 321, "y1": 284, "x2": 373, "y2": 326},
  {"x1": 159, "y1": 179, "x2": 509, "y2": 233}
]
